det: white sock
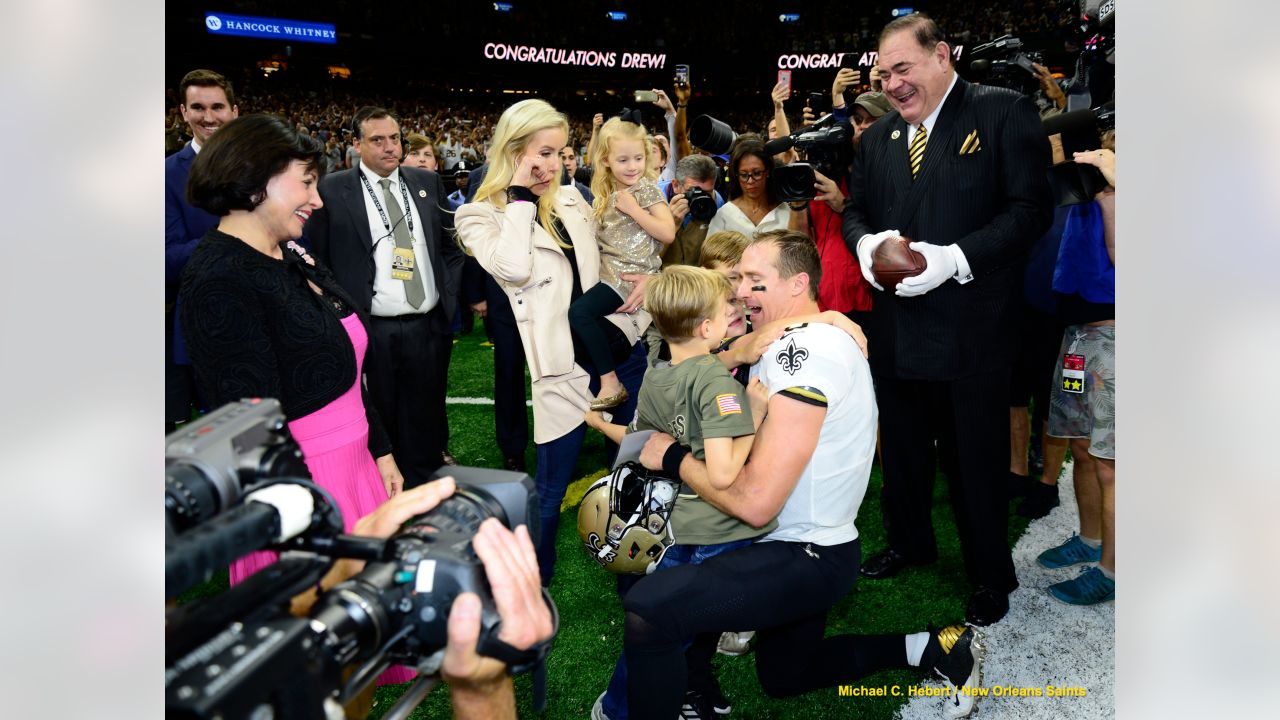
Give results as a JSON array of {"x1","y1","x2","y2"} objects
[
  {"x1": 1079, "y1": 535, "x2": 1101, "y2": 549},
  {"x1": 905, "y1": 631, "x2": 931, "y2": 666}
]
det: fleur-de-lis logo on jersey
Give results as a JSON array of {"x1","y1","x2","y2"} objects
[{"x1": 776, "y1": 338, "x2": 809, "y2": 376}]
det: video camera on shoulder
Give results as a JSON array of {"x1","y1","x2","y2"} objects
[
  {"x1": 165, "y1": 400, "x2": 557, "y2": 719},
  {"x1": 764, "y1": 114, "x2": 854, "y2": 200},
  {"x1": 967, "y1": 35, "x2": 1044, "y2": 95}
]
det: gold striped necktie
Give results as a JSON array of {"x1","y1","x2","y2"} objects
[{"x1": 909, "y1": 123, "x2": 928, "y2": 180}]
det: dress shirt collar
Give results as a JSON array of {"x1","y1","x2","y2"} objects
[
  {"x1": 916, "y1": 70, "x2": 959, "y2": 135},
  {"x1": 359, "y1": 161, "x2": 400, "y2": 189}
]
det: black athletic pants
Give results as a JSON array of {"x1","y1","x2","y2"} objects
[{"x1": 623, "y1": 537, "x2": 909, "y2": 717}]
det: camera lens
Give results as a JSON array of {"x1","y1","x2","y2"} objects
[{"x1": 401, "y1": 487, "x2": 509, "y2": 540}]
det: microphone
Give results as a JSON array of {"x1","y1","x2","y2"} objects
[
  {"x1": 166, "y1": 484, "x2": 316, "y2": 598},
  {"x1": 763, "y1": 136, "x2": 794, "y2": 157},
  {"x1": 765, "y1": 113, "x2": 837, "y2": 156},
  {"x1": 1041, "y1": 108, "x2": 1100, "y2": 138}
]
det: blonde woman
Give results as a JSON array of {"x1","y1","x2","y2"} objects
[{"x1": 455, "y1": 99, "x2": 652, "y2": 586}]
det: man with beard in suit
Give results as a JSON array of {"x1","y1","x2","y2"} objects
[
  {"x1": 307, "y1": 106, "x2": 464, "y2": 488},
  {"x1": 843, "y1": 14, "x2": 1053, "y2": 626}
]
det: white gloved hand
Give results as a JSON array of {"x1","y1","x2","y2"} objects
[
  {"x1": 896, "y1": 242, "x2": 959, "y2": 297},
  {"x1": 855, "y1": 229, "x2": 901, "y2": 291}
]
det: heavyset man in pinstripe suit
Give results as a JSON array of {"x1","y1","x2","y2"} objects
[{"x1": 843, "y1": 13, "x2": 1053, "y2": 626}]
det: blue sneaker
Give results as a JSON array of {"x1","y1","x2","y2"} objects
[
  {"x1": 1037, "y1": 534, "x2": 1102, "y2": 569},
  {"x1": 1048, "y1": 566, "x2": 1115, "y2": 605}
]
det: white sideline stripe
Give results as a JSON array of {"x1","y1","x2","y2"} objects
[{"x1": 446, "y1": 396, "x2": 532, "y2": 407}]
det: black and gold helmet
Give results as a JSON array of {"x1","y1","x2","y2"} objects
[{"x1": 577, "y1": 462, "x2": 679, "y2": 575}]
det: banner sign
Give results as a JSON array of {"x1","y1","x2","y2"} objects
[
  {"x1": 777, "y1": 45, "x2": 963, "y2": 70},
  {"x1": 482, "y1": 42, "x2": 666, "y2": 69},
  {"x1": 205, "y1": 13, "x2": 337, "y2": 44}
]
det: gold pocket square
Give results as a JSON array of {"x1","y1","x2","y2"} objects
[{"x1": 959, "y1": 130, "x2": 982, "y2": 154}]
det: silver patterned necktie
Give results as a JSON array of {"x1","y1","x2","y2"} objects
[{"x1": 379, "y1": 178, "x2": 425, "y2": 308}]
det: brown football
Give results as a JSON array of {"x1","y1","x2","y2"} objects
[{"x1": 871, "y1": 236, "x2": 927, "y2": 289}]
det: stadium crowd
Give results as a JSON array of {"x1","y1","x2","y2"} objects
[{"x1": 166, "y1": 4, "x2": 1114, "y2": 718}]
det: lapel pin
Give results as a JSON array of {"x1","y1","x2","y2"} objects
[
  {"x1": 418, "y1": 189, "x2": 427, "y2": 198},
  {"x1": 891, "y1": 129, "x2": 901, "y2": 140}
]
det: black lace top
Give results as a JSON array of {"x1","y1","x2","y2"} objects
[{"x1": 180, "y1": 229, "x2": 392, "y2": 457}]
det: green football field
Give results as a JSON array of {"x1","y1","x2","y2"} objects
[{"x1": 178, "y1": 319, "x2": 1031, "y2": 719}]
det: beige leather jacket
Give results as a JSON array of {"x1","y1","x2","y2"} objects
[{"x1": 456, "y1": 184, "x2": 651, "y2": 443}]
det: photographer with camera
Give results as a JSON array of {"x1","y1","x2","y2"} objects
[
  {"x1": 706, "y1": 135, "x2": 809, "y2": 242},
  {"x1": 657, "y1": 155, "x2": 724, "y2": 267},
  {"x1": 799, "y1": 82, "x2": 892, "y2": 318}
]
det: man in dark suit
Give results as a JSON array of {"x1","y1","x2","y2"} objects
[
  {"x1": 307, "y1": 106, "x2": 464, "y2": 489},
  {"x1": 842, "y1": 14, "x2": 1053, "y2": 625},
  {"x1": 165, "y1": 69, "x2": 238, "y2": 432}
]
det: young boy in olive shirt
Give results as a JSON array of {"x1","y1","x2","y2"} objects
[
  {"x1": 585, "y1": 265, "x2": 770, "y2": 720},
  {"x1": 586, "y1": 265, "x2": 771, "y2": 543}
]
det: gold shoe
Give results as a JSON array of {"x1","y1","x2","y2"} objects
[{"x1": 588, "y1": 388, "x2": 629, "y2": 411}]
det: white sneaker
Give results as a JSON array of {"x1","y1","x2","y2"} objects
[
  {"x1": 930, "y1": 624, "x2": 987, "y2": 719},
  {"x1": 715, "y1": 630, "x2": 755, "y2": 656}
]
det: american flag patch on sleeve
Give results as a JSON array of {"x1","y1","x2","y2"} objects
[{"x1": 715, "y1": 394, "x2": 743, "y2": 415}]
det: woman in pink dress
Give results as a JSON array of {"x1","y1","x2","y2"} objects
[{"x1": 180, "y1": 114, "x2": 412, "y2": 684}]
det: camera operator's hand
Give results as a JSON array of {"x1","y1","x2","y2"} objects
[
  {"x1": 832, "y1": 67, "x2": 860, "y2": 105},
  {"x1": 293, "y1": 479, "x2": 460, "y2": 616},
  {"x1": 813, "y1": 170, "x2": 846, "y2": 214},
  {"x1": 375, "y1": 454, "x2": 405, "y2": 497},
  {"x1": 652, "y1": 89, "x2": 675, "y2": 116},
  {"x1": 1073, "y1": 148, "x2": 1115, "y2": 188},
  {"x1": 443, "y1": 519, "x2": 551, "y2": 719},
  {"x1": 801, "y1": 106, "x2": 817, "y2": 126},
  {"x1": 617, "y1": 272, "x2": 653, "y2": 313},
  {"x1": 353, "y1": 477, "x2": 456, "y2": 539}
]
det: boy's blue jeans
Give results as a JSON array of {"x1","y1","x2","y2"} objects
[{"x1": 599, "y1": 538, "x2": 755, "y2": 719}]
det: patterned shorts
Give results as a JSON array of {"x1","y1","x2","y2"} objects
[{"x1": 1047, "y1": 324, "x2": 1115, "y2": 460}]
